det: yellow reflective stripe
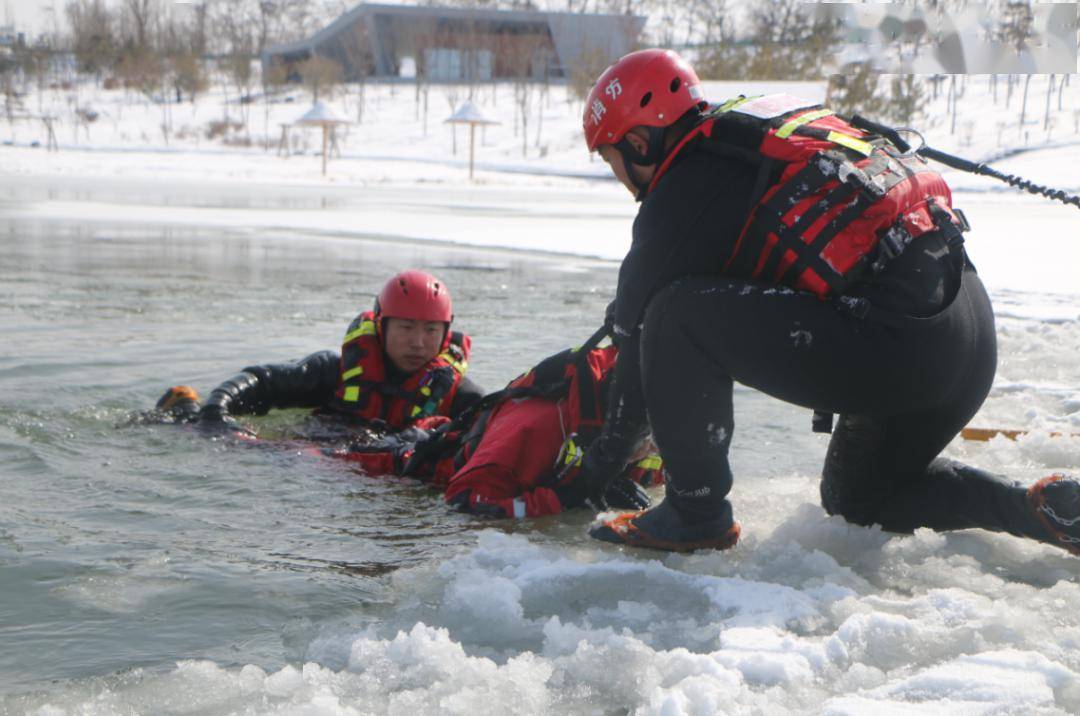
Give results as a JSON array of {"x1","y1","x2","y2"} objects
[
  {"x1": 561, "y1": 437, "x2": 583, "y2": 467},
  {"x1": 636, "y1": 455, "x2": 663, "y2": 471},
  {"x1": 410, "y1": 405, "x2": 422, "y2": 417},
  {"x1": 341, "y1": 366, "x2": 364, "y2": 381},
  {"x1": 343, "y1": 320, "x2": 376, "y2": 344},
  {"x1": 420, "y1": 386, "x2": 432, "y2": 396},
  {"x1": 826, "y1": 131, "x2": 873, "y2": 156},
  {"x1": 775, "y1": 108, "x2": 833, "y2": 139},
  {"x1": 712, "y1": 95, "x2": 757, "y2": 115},
  {"x1": 440, "y1": 351, "x2": 468, "y2": 375},
  {"x1": 343, "y1": 386, "x2": 360, "y2": 402}
]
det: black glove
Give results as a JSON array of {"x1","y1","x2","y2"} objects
[
  {"x1": 553, "y1": 445, "x2": 625, "y2": 511},
  {"x1": 196, "y1": 404, "x2": 254, "y2": 438},
  {"x1": 603, "y1": 475, "x2": 651, "y2": 510},
  {"x1": 553, "y1": 480, "x2": 594, "y2": 511},
  {"x1": 603, "y1": 299, "x2": 621, "y2": 347},
  {"x1": 346, "y1": 432, "x2": 412, "y2": 455}
]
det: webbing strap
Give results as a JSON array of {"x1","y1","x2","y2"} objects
[
  {"x1": 774, "y1": 153, "x2": 905, "y2": 290},
  {"x1": 734, "y1": 155, "x2": 838, "y2": 278},
  {"x1": 757, "y1": 184, "x2": 857, "y2": 286}
]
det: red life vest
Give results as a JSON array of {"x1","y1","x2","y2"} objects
[
  {"x1": 328, "y1": 344, "x2": 663, "y2": 518},
  {"x1": 329, "y1": 310, "x2": 470, "y2": 428},
  {"x1": 648, "y1": 94, "x2": 967, "y2": 299},
  {"x1": 444, "y1": 344, "x2": 664, "y2": 497}
]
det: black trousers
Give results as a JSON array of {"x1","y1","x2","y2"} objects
[{"x1": 639, "y1": 268, "x2": 1049, "y2": 541}]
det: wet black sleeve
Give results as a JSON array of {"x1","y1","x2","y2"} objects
[
  {"x1": 201, "y1": 350, "x2": 341, "y2": 419},
  {"x1": 449, "y1": 375, "x2": 485, "y2": 419}
]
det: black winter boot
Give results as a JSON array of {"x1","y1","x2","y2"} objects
[
  {"x1": 1028, "y1": 474, "x2": 1080, "y2": 556},
  {"x1": 589, "y1": 498, "x2": 740, "y2": 553}
]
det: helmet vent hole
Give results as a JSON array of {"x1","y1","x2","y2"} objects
[
  {"x1": 670, "y1": 77, "x2": 681, "y2": 93},
  {"x1": 639, "y1": 92, "x2": 652, "y2": 108}
]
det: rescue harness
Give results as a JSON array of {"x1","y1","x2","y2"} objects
[
  {"x1": 329, "y1": 310, "x2": 470, "y2": 428},
  {"x1": 647, "y1": 94, "x2": 970, "y2": 300},
  {"x1": 400, "y1": 327, "x2": 663, "y2": 488}
]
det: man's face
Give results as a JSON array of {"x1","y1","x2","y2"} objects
[
  {"x1": 598, "y1": 136, "x2": 654, "y2": 197},
  {"x1": 598, "y1": 144, "x2": 635, "y2": 195},
  {"x1": 383, "y1": 318, "x2": 446, "y2": 373}
]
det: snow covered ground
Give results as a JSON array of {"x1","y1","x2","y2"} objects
[{"x1": 2, "y1": 73, "x2": 1080, "y2": 714}]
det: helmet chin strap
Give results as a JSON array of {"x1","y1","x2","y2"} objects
[{"x1": 615, "y1": 126, "x2": 668, "y2": 202}]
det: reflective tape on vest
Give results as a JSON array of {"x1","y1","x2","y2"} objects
[
  {"x1": 341, "y1": 366, "x2": 364, "y2": 381},
  {"x1": 713, "y1": 95, "x2": 757, "y2": 115},
  {"x1": 775, "y1": 108, "x2": 834, "y2": 139},
  {"x1": 441, "y1": 350, "x2": 468, "y2": 375},
  {"x1": 344, "y1": 320, "x2": 377, "y2": 344},
  {"x1": 559, "y1": 436, "x2": 583, "y2": 467},
  {"x1": 825, "y1": 131, "x2": 873, "y2": 156},
  {"x1": 343, "y1": 386, "x2": 360, "y2": 402},
  {"x1": 636, "y1": 455, "x2": 663, "y2": 471}
]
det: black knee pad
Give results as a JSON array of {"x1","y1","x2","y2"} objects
[{"x1": 819, "y1": 414, "x2": 889, "y2": 527}]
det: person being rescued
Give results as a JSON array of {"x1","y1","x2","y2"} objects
[
  {"x1": 324, "y1": 337, "x2": 664, "y2": 519},
  {"x1": 154, "y1": 269, "x2": 484, "y2": 437}
]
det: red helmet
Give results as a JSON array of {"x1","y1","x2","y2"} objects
[
  {"x1": 375, "y1": 270, "x2": 453, "y2": 323},
  {"x1": 583, "y1": 49, "x2": 704, "y2": 152}
]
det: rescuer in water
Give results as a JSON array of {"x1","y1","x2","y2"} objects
[{"x1": 155, "y1": 269, "x2": 483, "y2": 436}]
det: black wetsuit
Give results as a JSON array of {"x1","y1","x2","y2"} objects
[
  {"x1": 586, "y1": 132, "x2": 1051, "y2": 543},
  {"x1": 201, "y1": 349, "x2": 484, "y2": 427}
]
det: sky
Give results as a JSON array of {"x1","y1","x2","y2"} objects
[{"x1": 4, "y1": 0, "x2": 55, "y2": 34}]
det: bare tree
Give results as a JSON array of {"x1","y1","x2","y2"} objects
[
  {"x1": 746, "y1": 0, "x2": 843, "y2": 80},
  {"x1": 123, "y1": 0, "x2": 156, "y2": 52},
  {"x1": 260, "y1": 60, "x2": 289, "y2": 149},
  {"x1": 1, "y1": 55, "x2": 19, "y2": 142},
  {"x1": 566, "y1": 45, "x2": 609, "y2": 102},
  {"x1": 340, "y1": 23, "x2": 372, "y2": 123},
  {"x1": 825, "y1": 63, "x2": 889, "y2": 120},
  {"x1": 298, "y1": 55, "x2": 344, "y2": 103},
  {"x1": 413, "y1": 30, "x2": 433, "y2": 133},
  {"x1": 888, "y1": 74, "x2": 926, "y2": 125},
  {"x1": 1018, "y1": 73, "x2": 1032, "y2": 137},
  {"x1": 994, "y1": 0, "x2": 1035, "y2": 54},
  {"x1": 65, "y1": 0, "x2": 117, "y2": 80},
  {"x1": 1044, "y1": 74, "x2": 1055, "y2": 131},
  {"x1": 171, "y1": 52, "x2": 206, "y2": 104}
]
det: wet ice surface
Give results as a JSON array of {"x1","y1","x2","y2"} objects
[{"x1": 1, "y1": 178, "x2": 1079, "y2": 715}]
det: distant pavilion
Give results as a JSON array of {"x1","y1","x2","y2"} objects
[{"x1": 261, "y1": 2, "x2": 645, "y2": 82}]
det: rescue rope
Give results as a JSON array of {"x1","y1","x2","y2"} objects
[{"x1": 851, "y1": 115, "x2": 1080, "y2": 211}]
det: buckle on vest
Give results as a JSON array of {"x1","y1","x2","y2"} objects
[
  {"x1": 838, "y1": 162, "x2": 886, "y2": 202},
  {"x1": 871, "y1": 224, "x2": 913, "y2": 274},
  {"x1": 926, "y1": 198, "x2": 967, "y2": 249}
]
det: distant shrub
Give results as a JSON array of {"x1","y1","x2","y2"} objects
[{"x1": 206, "y1": 119, "x2": 245, "y2": 140}]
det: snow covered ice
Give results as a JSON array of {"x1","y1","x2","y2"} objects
[{"x1": 2, "y1": 73, "x2": 1080, "y2": 714}]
